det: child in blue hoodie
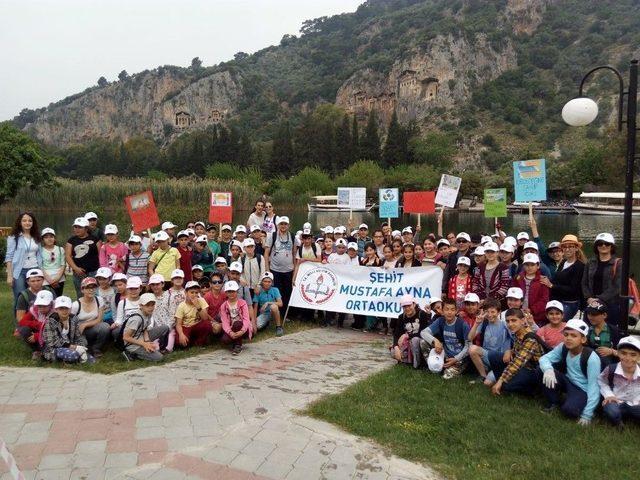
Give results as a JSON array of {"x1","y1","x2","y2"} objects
[{"x1": 539, "y1": 318, "x2": 601, "y2": 425}]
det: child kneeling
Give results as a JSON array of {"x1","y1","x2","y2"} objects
[
  {"x1": 468, "y1": 298, "x2": 511, "y2": 385},
  {"x1": 121, "y1": 293, "x2": 169, "y2": 362}
]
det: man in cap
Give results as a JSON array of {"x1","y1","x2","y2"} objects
[
  {"x1": 540, "y1": 319, "x2": 601, "y2": 425},
  {"x1": 264, "y1": 216, "x2": 295, "y2": 312}
]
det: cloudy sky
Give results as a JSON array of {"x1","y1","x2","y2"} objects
[{"x1": 0, "y1": 0, "x2": 363, "y2": 120}]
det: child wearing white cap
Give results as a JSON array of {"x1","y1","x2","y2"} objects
[
  {"x1": 148, "y1": 232, "x2": 181, "y2": 285},
  {"x1": 121, "y1": 293, "x2": 169, "y2": 362},
  {"x1": 512, "y1": 253, "x2": 549, "y2": 326},
  {"x1": 41, "y1": 227, "x2": 66, "y2": 297},
  {"x1": 112, "y1": 276, "x2": 143, "y2": 336},
  {"x1": 539, "y1": 319, "x2": 601, "y2": 425},
  {"x1": 447, "y1": 256, "x2": 472, "y2": 310},
  {"x1": 14, "y1": 269, "x2": 54, "y2": 326},
  {"x1": 220, "y1": 281, "x2": 253, "y2": 354},
  {"x1": 42, "y1": 296, "x2": 91, "y2": 364},
  {"x1": 124, "y1": 235, "x2": 150, "y2": 285},
  {"x1": 535, "y1": 301, "x2": 567, "y2": 349},
  {"x1": 390, "y1": 294, "x2": 431, "y2": 368},
  {"x1": 99, "y1": 224, "x2": 128, "y2": 273},
  {"x1": 17, "y1": 290, "x2": 55, "y2": 359}
]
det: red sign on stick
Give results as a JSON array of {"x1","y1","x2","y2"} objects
[
  {"x1": 403, "y1": 191, "x2": 436, "y2": 214},
  {"x1": 125, "y1": 190, "x2": 160, "y2": 233},
  {"x1": 209, "y1": 192, "x2": 233, "y2": 223}
]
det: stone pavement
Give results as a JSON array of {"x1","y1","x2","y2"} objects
[{"x1": 0, "y1": 329, "x2": 439, "y2": 480}]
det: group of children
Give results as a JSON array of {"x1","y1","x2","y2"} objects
[{"x1": 391, "y1": 292, "x2": 639, "y2": 428}]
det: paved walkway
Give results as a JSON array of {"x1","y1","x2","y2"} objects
[{"x1": 0, "y1": 329, "x2": 439, "y2": 480}]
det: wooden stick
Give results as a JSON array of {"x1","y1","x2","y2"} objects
[
  {"x1": 417, "y1": 214, "x2": 421, "y2": 229},
  {"x1": 387, "y1": 217, "x2": 391, "y2": 230}
]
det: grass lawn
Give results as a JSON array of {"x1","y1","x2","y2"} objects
[
  {"x1": 0, "y1": 280, "x2": 315, "y2": 374},
  {"x1": 306, "y1": 365, "x2": 639, "y2": 480}
]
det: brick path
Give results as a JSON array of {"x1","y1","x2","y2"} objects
[{"x1": 0, "y1": 329, "x2": 439, "y2": 480}]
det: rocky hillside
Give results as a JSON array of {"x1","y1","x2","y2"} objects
[{"x1": 14, "y1": 0, "x2": 640, "y2": 155}]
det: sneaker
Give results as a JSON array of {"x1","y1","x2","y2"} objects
[
  {"x1": 275, "y1": 326, "x2": 284, "y2": 337},
  {"x1": 442, "y1": 371, "x2": 454, "y2": 380},
  {"x1": 92, "y1": 350, "x2": 103, "y2": 359},
  {"x1": 121, "y1": 351, "x2": 132, "y2": 362},
  {"x1": 231, "y1": 344, "x2": 242, "y2": 355},
  {"x1": 541, "y1": 404, "x2": 558, "y2": 414}
]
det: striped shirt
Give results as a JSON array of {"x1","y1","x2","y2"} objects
[{"x1": 125, "y1": 251, "x2": 150, "y2": 285}]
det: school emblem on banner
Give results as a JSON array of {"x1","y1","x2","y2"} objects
[{"x1": 299, "y1": 267, "x2": 338, "y2": 305}]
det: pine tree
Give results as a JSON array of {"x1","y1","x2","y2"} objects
[
  {"x1": 382, "y1": 111, "x2": 407, "y2": 168},
  {"x1": 360, "y1": 110, "x2": 381, "y2": 164},
  {"x1": 335, "y1": 114, "x2": 353, "y2": 173},
  {"x1": 271, "y1": 121, "x2": 295, "y2": 176}
]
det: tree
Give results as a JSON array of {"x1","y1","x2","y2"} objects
[
  {"x1": 191, "y1": 57, "x2": 203, "y2": 70},
  {"x1": 97, "y1": 76, "x2": 108, "y2": 87},
  {"x1": 334, "y1": 114, "x2": 353, "y2": 172},
  {"x1": 271, "y1": 121, "x2": 295, "y2": 176},
  {"x1": 360, "y1": 110, "x2": 381, "y2": 164},
  {"x1": 118, "y1": 70, "x2": 129, "y2": 81},
  {"x1": 381, "y1": 111, "x2": 407, "y2": 168},
  {"x1": 0, "y1": 123, "x2": 58, "y2": 204}
]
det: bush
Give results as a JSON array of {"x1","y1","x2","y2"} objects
[
  {"x1": 280, "y1": 167, "x2": 334, "y2": 195},
  {"x1": 335, "y1": 161, "x2": 385, "y2": 192},
  {"x1": 385, "y1": 164, "x2": 440, "y2": 191},
  {"x1": 205, "y1": 163, "x2": 237, "y2": 180}
]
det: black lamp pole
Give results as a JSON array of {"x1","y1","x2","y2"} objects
[{"x1": 576, "y1": 60, "x2": 637, "y2": 334}]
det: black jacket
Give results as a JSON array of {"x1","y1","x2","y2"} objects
[
  {"x1": 551, "y1": 260, "x2": 585, "y2": 303},
  {"x1": 391, "y1": 309, "x2": 431, "y2": 347}
]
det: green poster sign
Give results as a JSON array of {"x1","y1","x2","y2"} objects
[{"x1": 484, "y1": 188, "x2": 507, "y2": 218}]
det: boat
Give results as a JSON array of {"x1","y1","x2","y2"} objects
[
  {"x1": 307, "y1": 195, "x2": 377, "y2": 212},
  {"x1": 573, "y1": 192, "x2": 640, "y2": 216}
]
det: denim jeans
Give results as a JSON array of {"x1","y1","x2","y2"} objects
[
  {"x1": 11, "y1": 267, "x2": 30, "y2": 320},
  {"x1": 602, "y1": 402, "x2": 640, "y2": 426},
  {"x1": 488, "y1": 351, "x2": 539, "y2": 395},
  {"x1": 561, "y1": 301, "x2": 580, "y2": 321},
  {"x1": 541, "y1": 369, "x2": 587, "y2": 418}
]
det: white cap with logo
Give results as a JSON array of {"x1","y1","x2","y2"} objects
[
  {"x1": 229, "y1": 261, "x2": 243, "y2": 273},
  {"x1": 564, "y1": 319, "x2": 589, "y2": 336},
  {"x1": 104, "y1": 224, "x2": 118, "y2": 235},
  {"x1": 506, "y1": 287, "x2": 524, "y2": 299},
  {"x1": 139, "y1": 293, "x2": 157, "y2": 306},
  {"x1": 54, "y1": 296, "x2": 73, "y2": 309},
  {"x1": 34, "y1": 290, "x2": 54, "y2": 306}
]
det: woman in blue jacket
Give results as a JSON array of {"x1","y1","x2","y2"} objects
[{"x1": 4, "y1": 212, "x2": 42, "y2": 310}]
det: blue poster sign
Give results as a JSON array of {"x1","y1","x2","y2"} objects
[
  {"x1": 513, "y1": 159, "x2": 547, "y2": 202},
  {"x1": 379, "y1": 188, "x2": 399, "y2": 218}
]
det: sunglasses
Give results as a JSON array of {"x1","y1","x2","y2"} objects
[
  {"x1": 83, "y1": 285, "x2": 97, "y2": 289},
  {"x1": 595, "y1": 242, "x2": 612, "y2": 247},
  {"x1": 456, "y1": 239, "x2": 468, "y2": 244},
  {"x1": 266, "y1": 205, "x2": 273, "y2": 209},
  {"x1": 211, "y1": 280, "x2": 223, "y2": 284}
]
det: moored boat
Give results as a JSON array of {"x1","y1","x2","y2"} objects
[
  {"x1": 573, "y1": 192, "x2": 640, "y2": 216},
  {"x1": 307, "y1": 195, "x2": 377, "y2": 212}
]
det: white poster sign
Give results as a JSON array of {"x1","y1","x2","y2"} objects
[
  {"x1": 435, "y1": 174, "x2": 462, "y2": 208},
  {"x1": 337, "y1": 187, "x2": 367, "y2": 210},
  {"x1": 290, "y1": 263, "x2": 443, "y2": 316}
]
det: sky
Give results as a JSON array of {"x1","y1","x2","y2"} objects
[{"x1": 0, "y1": 0, "x2": 363, "y2": 121}]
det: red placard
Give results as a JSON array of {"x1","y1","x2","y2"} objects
[
  {"x1": 403, "y1": 191, "x2": 436, "y2": 214},
  {"x1": 124, "y1": 190, "x2": 160, "y2": 232},
  {"x1": 209, "y1": 192, "x2": 233, "y2": 223}
]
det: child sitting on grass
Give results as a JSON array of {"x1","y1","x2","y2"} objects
[
  {"x1": 42, "y1": 296, "x2": 91, "y2": 364},
  {"x1": 598, "y1": 336, "x2": 640, "y2": 429},
  {"x1": 535, "y1": 301, "x2": 566, "y2": 348},
  {"x1": 539, "y1": 319, "x2": 601, "y2": 425},
  {"x1": 390, "y1": 294, "x2": 430, "y2": 369},
  {"x1": 585, "y1": 300, "x2": 620, "y2": 369},
  {"x1": 468, "y1": 298, "x2": 511, "y2": 385},
  {"x1": 419, "y1": 297, "x2": 470, "y2": 379}
]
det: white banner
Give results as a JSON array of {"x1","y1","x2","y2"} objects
[
  {"x1": 290, "y1": 263, "x2": 443, "y2": 316},
  {"x1": 435, "y1": 174, "x2": 462, "y2": 208}
]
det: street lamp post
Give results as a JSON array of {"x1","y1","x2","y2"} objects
[{"x1": 562, "y1": 59, "x2": 638, "y2": 334}]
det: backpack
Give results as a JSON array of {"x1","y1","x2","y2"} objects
[
  {"x1": 269, "y1": 231, "x2": 292, "y2": 258},
  {"x1": 523, "y1": 331, "x2": 552, "y2": 353},
  {"x1": 433, "y1": 317, "x2": 466, "y2": 346},
  {"x1": 114, "y1": 311, "x2": 144, "y2": 351},
  {"x1": 241, "y1": 253, "x2": 263, "y2": 269},
  {"x1": 554, "y1": 345, "x2": 594, "y2": 378},
  {"x1": 606, "y1": 361, "x2": 620, "y2": 389},
  {"x1": 297, "y1": 243, "x2": 318, "y2": 258}
]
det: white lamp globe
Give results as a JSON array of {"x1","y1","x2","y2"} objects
[{"x1": 562, "y1": 97, "x2": 599, "y2": 127}]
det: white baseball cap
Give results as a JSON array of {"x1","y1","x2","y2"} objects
[
  {"x1": 523, "y1": 253, "x2": 540, "y2": 264},
  {"x1": 41, "y1": 227, "x2": 56, "y2": 237},
  {"x1": 139, "y1": 293, "x2": 157, "y2": 306},
  {"x1": 104, "y1": 224, "x2": 118, "y2": 235},
  {"x1": 427, "y1": 349, "x2": 444, "y2": 373},
  {"x1": 484, "y1": 242, "x2": 499, "y2": 252},
  {"x1": 214, "y1": 257, "x2": 228, "y2": 264},
  {"x1": 195, "y1": 235, "x2": 208, "y2": 243},
  {"x1": 392, "y1": 230, "x2": 401, "y2": 238},
  {"x1": 436, "y1": 238, "x2": 450, "y2": 247},
  {"x1": 73, "y1": 217, "x2": 89, "y2": 228},
  {"x1": 95, "y1": 267, "x2": 113, "y2": 279},
  {"x1": 250, "y1": 224, "x2": 261, "y2": 232},
  {"x1": 564, "y1": 319, "x2": 589, "y2": 336},
  {"x1": 595, "y1": 232, "x2": 615, "y2": 245},
  {"x1": 618, "y1": 336, "x2": 640, "y2": 352},
  {"x1": 335, "y1": 238, "x2": 347, "y2": 247},
  {"x1": 84, "y1": 212, "x2": 98, "y2": 220},
  {"x1": 154, "y1": 231, "x2": 170, "y2": 242},
  {"x1": 191, "y1": 264, "x2": 204, "y2": 272},
  {"x1": 229, "y1": 261, "x2": 243, "y2": 273},
  {"x1": 457, "y1": 256, "x2": 471, "y2": 266},
  {"x1": 499, "y1": 243, "x2": 515, "y2": 253},
  {"x1": 194, "y1": 221, "x2": 206, "y2": 228},
  {"x1": 473, "y1": 247, "x2": 485, "y2": 256},
  {"x1": 402, "y1": 226, "x2": 413, "y2": 234},
  {"x1": 516, "y1": 232, "x2": 530, "y2": 241},
  {"x1": 34, "y1": 290, "x2": 54, "y2": 306},
  {"x1": 224, "y1": 280, "x2": 240, "y2": 292},
  {"x1": 334, "y1": 226, "x2": 346, "y2": 234},
  {"x1": 235, "y1": 225, "x2": 247, "y2": 233},
  {"x1": 429, "y1": 296, "x2": 442, "y2": 306},
  {"x1": 185, "y1": 228, "x2": 196, "y2": 236},
  {"x1": 399, "y1": 294, "x2": 415, "y2": 306},
  {"x1": 170, "y1": 269, "x2": 185, "y2": 279},
  {"x1": 177, "y1": 230, "x2": 189, "y2": 238},
  {"x1": 301, "y1": 228, "x2": 312, "y2": 237},
  {"x1": 126, "y1": 277, "x2": 142, "y2": 289},
  {"x1": 185, "y1": 280, "x2": 200, "y2": 290},
  {"x1": 480, "y1": 235, "x2": 492, "y2": 245},
  {"x1": 111, "y1": 272, "x2": 127, "y2": 282},
  {"x1": 548, "y1": 241, "x2": 561, "y2": 250},
  {"x1": 506, "y1": 287, "x2": 524, "y2": 299},
  {"x1": 323, "y1": 226, "x2": 334, "y2": 234},
  {"x1": 277, "y1": 216, "x2": 290, "y2": 225},
  {"x1": 128, "y1": 235, "x2": 142, "y2": 244},
  {"x1": 456, "y1": 232, "x2": 471, "y2": 242},
  {"x1": 347, "y1": 242, "x2": 358, "y2": 251},
  {"x1": 545, "y1": 300, "x2": 564, "y2": 312},
  {"x1": 503, "y1": 236, "x2": 517, "y2": 248},
  {"x1": 464, "y1": 293, "x2": 480, "y2": 303},
  {"x1": 148, "y1": 273, "x2": 165, "y2": 284},
  {"x1": 243, "y1": 238, "x2": 256, "y2": 247},
  {"x1": 359, "y1": 223, "x2": 368, "y2": 230},
  {"x1": 303, "y1": 222, "x2": 312, "y2": 230},
  {"x1": 26, "y1": 268, "x2": 44, "y2": 279},
  {"x1": 221, "y1": 224, "x2": 232, "y2": 231},
  {"x1": 162, "y1": 221, "x2": 176, "y2": 230},
  {"x1": 261, "y1": 272, "x2": 274, "y2": 281},
  {"x1": 54, "y1": 296, "x2": 73, "y2": 309},
  {"x1": 523, "y1": 241, "x2": 539, "y2": 251}
]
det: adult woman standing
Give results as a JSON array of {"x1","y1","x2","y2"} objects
[
  {"x1": 5, "y1": 212, "x2": 42, "y2": 305},
  {"x1": 246, "y1": 200, "x2": 266, "y2": 229},
  {"x1": 582, "y1": 232, "x2": 621, "y2": 326},
  {"x1": 262, "y1": 202, "x2": 277, "y2": 234},
  {"x1": 541, "y1": 234, "x2": 586, "y2": 320},
  {"x1": 65, "y1": 217, "x2": 101, "y2": 298}
]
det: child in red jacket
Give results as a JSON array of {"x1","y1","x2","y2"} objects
[
  {"x1": 17, "y1": 290, "x2": 55, "y2": 359},
  {"x1": 512, "y1": 253, "x2": 549, "y2": 326}
]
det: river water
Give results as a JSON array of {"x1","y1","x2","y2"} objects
[{"x1": 1, "y1": 209, "x2": 637, "y2": 273}]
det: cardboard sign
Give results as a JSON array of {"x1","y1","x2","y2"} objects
[
  {"x1": 514, "y1": 159, "x2": 547, "y2": 202},
  {"x1": 484, "y1": 188, "x2": 507, "y2": 218},
  {"x1": 125, "y1": 190, "x2": 160, "y2": 233},
  {"x1": 379, "y1": 188, "x2": 399, "y2": 218},
  {"x1": 209, "y1": 192, "x2": 233, "y2": 223},
  {"x1": 403, "y1": 191, "x2": 436, "y2": 214},
  {"x1": 435, "y1": 174, "x2": 462, "y2": 208},
  {"x1": 337, "y1": 187, "x2": 367, "y2": 210}
]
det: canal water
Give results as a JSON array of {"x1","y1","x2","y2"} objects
[{"x1": 1, "y1": 209, "x2": 637, "y2": 274}]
